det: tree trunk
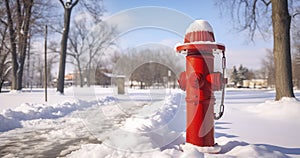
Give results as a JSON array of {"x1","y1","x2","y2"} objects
[
  {"x1": 87, "y1": 63, "x2": 91, "y2": 87},
  {"x1": 5, "y1": 0, "x2": 32, "y2": 91},
  {"x1": 76, "y1": 58, "x2": 84, "y2": 87},
  {"x1": 5, "y1": 0, "x2": 18, "y2": 90},
  {"x1": 271, "y1": 0, "x2": 295, "y2": 100},
  {"x1": 17, "y1": 0, "x2": 33, "y2": 90},
  {"x1": 0, "y1": 79, "x2": 4, "y2": 93},
  {"x1": 140, "y1": 81, "x2": 143, "y2": 89},
  {"x1": 79, "y1": 72, "x2": 84, "y2": 87},
  {"x1": 57, "y1": 8, "x2": 72, "y2": 94}
]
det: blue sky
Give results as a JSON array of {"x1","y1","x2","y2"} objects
[{"x1": 102, "y1": 0, "x2": 273, "y2": 70}]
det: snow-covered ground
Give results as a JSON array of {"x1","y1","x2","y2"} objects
[{"x1": 0, "y1": 87, "x2": 300, "y2": 157}]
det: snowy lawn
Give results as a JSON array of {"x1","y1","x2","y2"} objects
[{"x1": 0, "y1": 87, "x2": 300, "y2": 157}]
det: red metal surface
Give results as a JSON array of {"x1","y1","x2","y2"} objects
[
  {"x1": 184, "y1": 31, "x2": 215, "y2": 43},
  {"x1": 178, "y1": 71, "x2": 187, "y2": 91},
  {"x1": 206, "y1": 72, "x2": 222, "y2": 91},
  {"x1": 176, "y1": 43, "x2": 225, "y2": 53},
  {"x1": 185, "y1": 54, "x2": 215, "y2": 146}
]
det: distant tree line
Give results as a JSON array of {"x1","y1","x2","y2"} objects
[
  {"x1": 113, "y1": 45, "x2": 185, "y2": 89},
  {"x1": 230, "y1": 46, "x2": 300, "y2": 89},
  {"x1": 130, "y1": 62, "x2": 177, "y2": 89}
]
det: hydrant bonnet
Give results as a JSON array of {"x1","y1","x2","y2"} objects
[
  {"x1": 176, "y1": 20, "x2": 225, "y2": 53},
  {"x1": 185, "y1": 20, "x2": 215, "y2": 43}
]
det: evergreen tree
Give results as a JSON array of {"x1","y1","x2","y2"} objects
[
  {"x1": 230, "y1": 66, "x2": 239, "y2": 86},
  {"x1": 231, "y1": 65, "x2": 254, "y2": 87},
  {"x1": 238, "y1": 65, "x2": 249, "y2": 85}
]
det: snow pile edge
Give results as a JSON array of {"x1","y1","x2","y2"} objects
[
  {"x1": 0, "y1": 96, "x2": 116, "y2": 132},
  {"x1": 247, "y1": 97, "x2": 300, "y2": 120},
  {"x1": 122, "y1": 93, "x2": 183, "y2": 132}
]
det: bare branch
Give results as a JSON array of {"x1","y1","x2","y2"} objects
[
  {"x1": 48, "y1": 25, "x2": 63, "y2": 34},
  {"x1": 220, "y1": 0, "x2": 272, "y2": 41},
  {"x1": 58, "y1": 0, "x2": 65, "y2": 8},
  {"x1": 80, "y1": 0, "x2": 105, "y2": 22},
  {"x1": 66, "y1": 52, "x2": 76, "y2": 57},
  {"x1": 16, "y1": 0, "x2": 22, "y2": 32},
  {"x1": 261, "y1": 0, "x2": 271, "y2": 6},
  {"x1": 293, "y1": 12, "x2": 300, "y2": 18},
  {"x1": 0, "y1": 19, "x2": 7, "y2": 26},
  {"x1": 70, "y1": 0, "x2": 79, "y2": 9}
]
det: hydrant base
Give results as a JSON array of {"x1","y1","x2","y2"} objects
[{"x1": 180, "y1": 143, "x2": 221, "y2": 154}]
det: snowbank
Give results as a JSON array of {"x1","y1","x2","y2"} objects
[
  {"x1": 0, "y1": 115, "x2": 22, "y2": 132},
  {"x1": 215, "y1": 136, "x2": 289, "y2": 158},
  {"x1": 67, "y1": 93, "x2": 290, "y2": 158},
  {"x1": 247, "y1": 97, "x2": 300, "y2": 120},
  {"x1": 100, "y1": 93, "x2": 186, "y2": 152},
  {"x1": 122, "y1": 93, "x2": 183, "y2": 132},
  {"x1": 0, "y1": 96, "x2": 116, "y2": 132},
  {"x1": 226, "y1": 144, "x2": 288, "y2": 158},
  {"x1": 67, "y1": 93, "x2": 186, "y2": 157}
]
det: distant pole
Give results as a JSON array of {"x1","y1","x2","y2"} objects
[
  {"x1": 168, "y1": 70, "x2": 171, "y2": 89},
  {"x1": 44, "y1": 25, "x2": 48, "y2": 102}
]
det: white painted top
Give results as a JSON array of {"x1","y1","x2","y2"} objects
[{"x1": 186, "y1": 20, "x2": 214, "y2": 33}]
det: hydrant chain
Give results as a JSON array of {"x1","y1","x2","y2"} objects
[
  {"x1": 214, "y1": 104, "x2": 224, "y2": 120},
  {"x1": 214, "y1": 51, "x2": 226, "y2": 120},
  {"x1": 222, "y1": 52, "x2": 226, "y2": 70}
]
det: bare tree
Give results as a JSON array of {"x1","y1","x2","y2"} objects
[
  {"x1": 68, "y1": 15, "x2": 116, "y2": 87},
  {"x1": 0, "y1": 22, "x2": 11, "y2": 92},
  {"x1": 261, "y1": 49, "x2": 275, "y2": 87},
  {"x1": 272, "y1": 0, "x2": 295, "y2": 99},
  {"x1": 85, "y1": 23, "x2": 116, "y2": 86},
  {"x1": 293, "y1": 50, "x2": 300, "y2": 89},
  {"x1": 2, "y1": 0, "x2": 59, "y2": 90},
  {"x1": 292, "y1": 7, "x2": 300, "y2": 89},
  {"x1": 56, "y1": 0, "x2": 106, "y2": 93},
  {"x1": 3, "y1": 0, "x2": 34, "y2": 90},
  {"x1": 56, "y1": 0, "x2": 79, "y2": 94},
  {"x1": 292, "y1": 27, "x2": 300, "y2": 89},
  {"x1": 113, "y1": 46, "x2": 184, "y2": 89},
  {"x1": 216, "y1": 0, "x2": 298, "y2": 100},
  {"x1": 130, "y1": 62, "x2": 177, "y2": 89},
  {"x1": 68, "y1": 19, "x2": 87, "y2": 87}
]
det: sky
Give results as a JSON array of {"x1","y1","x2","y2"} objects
[{"x1": 102, "y1": 0, "x2": 273, "y2": 70}]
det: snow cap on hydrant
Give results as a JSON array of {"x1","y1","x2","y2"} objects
[
  {"x1": 176, "y1": 20, "x2": 226, "y2": 153},
  {"x1": 176, "y1": 20, "x2": 225, "y2": 53},
  {"x1": 185, "y1": 20, "x2": 215, "y2": 43}
]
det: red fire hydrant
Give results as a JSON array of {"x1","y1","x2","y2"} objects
[{"x1": 177, "y1": 20, "x2": 226, "y2": 148}]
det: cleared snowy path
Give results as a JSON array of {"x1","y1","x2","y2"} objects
[{"x1": 0, "y1": 102, "x2": 145, "y2": 157}]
